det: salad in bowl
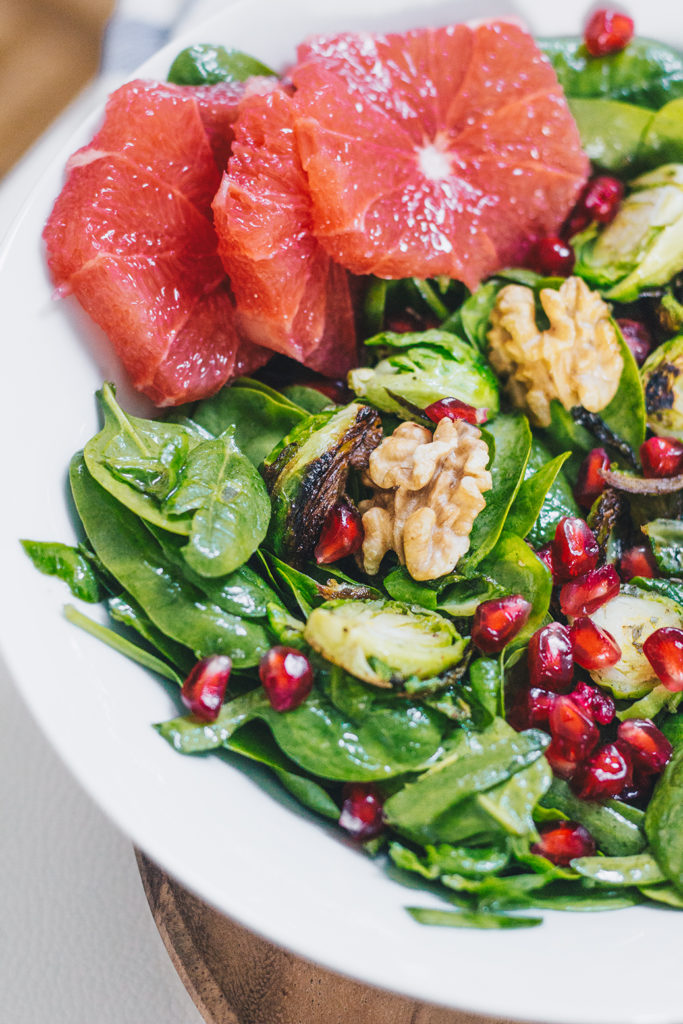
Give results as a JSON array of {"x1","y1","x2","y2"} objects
[{"x1": 6, "y1": 0, "x2": 683, "y2": 1019}]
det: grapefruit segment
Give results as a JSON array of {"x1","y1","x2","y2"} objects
[
  {"x1": 292, "y1": 22, "x2": 589, "y2": 287},
  {"x1": 212, "y1": 87, "x2": 357, "y2": 374}
]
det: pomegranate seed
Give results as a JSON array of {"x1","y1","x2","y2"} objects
[
  {"x1": 424, "y1": 396, "x2": 488, "y2": 425},
  {"x1": 507, "y1": 685, "x2": 557, "y2": 731},
  {"x1": 471, "y1": 594, "x2": 532, "y2": 654},
  {"x1": 640, "y1": 436, "x2": 683, "y2": 478},
  {"x1": 535, "y1": 542, "x2": 557, "y2": 579},
  {"x1": 569, "y1": 617, "x2": 621, "y2": 671},
  {"x1": 584, "y1": 8, "x2": 634, "y2": 57},
  {"x1": 315, "y1": 501, "x2": 363, "y2": 564},
  {"x1": 569, "y1": 680, "x2": 615, "y2": 726},
  {"x1": 617, "y1": 318, "x2": 653, "y2": 366},
  {"x1": 583, "y1": 175, "x2": 625, "y2": 224},
  {"x1": 560, "y1": 565, "x2": 620, "y2": 618},
  {"x1": 617, "y1": 719, "x2": 673, "y2": 775},
  {"x1": 259, "y1": 646, "x2": 314, "y2": 711},
  {"x1": 643, "y1": 627, "x2": 683, "y2": 692},
  {"x1": 545, "y1": 737, "x2": 582, "y2": 780},
  {"x1": 528, "y1": 687, "x2": 558, "y2": 726},
  {"x1": 550, "y1": 694, "x2": 600, "y2": 760},
  {"x1": 528, "y1": 623, "x2": 574, "y2": 692},
  {"x1": 339, "y1": 783, "x2": 384, "y2": 840},
  {"x1": 181, "y1": 654, "x2": 232, "y2": 722},
  {"x1": 618, "y1": 544, "x2": 659, "y2": 581},
  {"x1": 552, "y1": 517, "x2": 599, "y2": 581},
  {"x1": 618, "y1": 779, "x2": 654, "y2": 808},
  {"x1": 531, "y1": 821, "x2": 596, "y2": 866},
  {"x1": 574, "y1": 741, "x2": 633, "y2": 800},
  {"x1": 531, "y1": 236, "x2": 575, "y2": 276},
  {"x1": 574, "y1": 448, "x2": 610, "y2": 509}
]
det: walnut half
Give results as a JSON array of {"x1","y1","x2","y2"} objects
[
  {"x1": 359, "y1": 419, "x2": 492, "y2": 581},
  {"x1": 487, "y1": 275, "x2": 623, "y2": 427}
]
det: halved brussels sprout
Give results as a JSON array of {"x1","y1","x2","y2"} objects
[
  {"x1": 348, "y1": 330, "x2": 499, "y2": 419},
  {"x1": 641, "y1": 335, "x2": 683, "y2": 438},
  {"x1": 573, "y1": 164, "x2": 683, "y2": 302},
  {"x1": 303, "y1": 598, "x2": 467, "y2": 688}
]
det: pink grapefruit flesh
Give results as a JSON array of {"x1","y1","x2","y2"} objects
[
  {"x1": 292, "y1": 22, "x2": 589, "y2": 288},
  {"x1": 212, "y1": 87, "x2": 357, "y2": 376}
]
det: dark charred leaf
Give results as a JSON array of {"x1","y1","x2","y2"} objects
[{"x1": 570, "y1": 406, "x2": 639, "y2": 470}]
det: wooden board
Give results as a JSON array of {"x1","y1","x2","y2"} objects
[{"x1": 137, "y1": 851, "x2": 511, "y2": 1024}]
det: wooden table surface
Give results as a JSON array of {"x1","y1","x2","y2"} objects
[{"x1": 0, "y1": 0, "x2": 114, "y2": 176}]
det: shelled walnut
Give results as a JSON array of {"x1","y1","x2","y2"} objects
[
  {"x1": 359, "y1": 419, "x2": 492, "y2": 581},
  {"x1": 487, "y1": 275, "x2": 623, "y2": 427}
]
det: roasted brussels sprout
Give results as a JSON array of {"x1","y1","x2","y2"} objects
[
  {"x1": 303, "y1": 598, "x2": 467, "y2": 688},
  {"x1": 264, "y1": 403, "x2": 382, "y2": 566},
  {"x1": 348, "y1": 330, "x2": 499, "y2": 419},
  {"x1": 641, "y1": 334, "x2": 683, "y2": 438},
  {"x1": 573, "y1": 164, "x2": 683, "y2": 302}
]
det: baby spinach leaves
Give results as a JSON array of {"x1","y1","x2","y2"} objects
[
  {"x1": 167, "y1": 43, "x2": 275, "y2": 85},
  {"x1": 645, "y1": 744, "x2": 683, "y2": 894},
  {"x1": 20, "y1": 540, "x2": 103, "y2": 603}
]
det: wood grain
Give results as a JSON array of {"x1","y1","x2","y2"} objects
[{"x1": 136, "y1": 851, "x2": 511, "y2": 1024}]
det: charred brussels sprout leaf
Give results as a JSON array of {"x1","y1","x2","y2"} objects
[
  {"x1": 303, "y1": 598, "x2": 467, "y2": 688},
  {"x1": 641, "y1": 335, "x2": 683, "y2": 439},
  {"x1": 264, "y1": 403, "x2": 382, "y2": 566},
  {"x1": 348, "y1": 330, "x2": 499, "y2": 419}
]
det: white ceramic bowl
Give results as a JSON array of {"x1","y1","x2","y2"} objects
[{"x1": 1, "y1": 2, "x2": 680, "y2": 1021}]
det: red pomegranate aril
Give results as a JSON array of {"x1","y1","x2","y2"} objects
[
  {"x1": 640, "y1": 436, "x2": 683, "y2": 478},
  {"x1": 550, "y1": 694, "x2": 600, "y2": 760},
  {"x1": 582, "y1": 175, "x2": 625, "y2": 224},
  {"x1": 259, "y1": 646, "x2": 314, "y2": 712},
  {"x1": 574, "y1": 741, "x2": 633, "y2": 800},
  {"x1": 424, "y1": 397, "x2": 488, "y2": 425},
  {"x1": 569, "y1": 616, "x2": 621, "y2": 671},
  {"x1": 339, "y1": 783, "x2": 384, "y2": 840},
  {"x1": 545, "y1": 737, "x2": 582, "y2": 780},
  {"x1": 569, "y1": 679, "x2": 615, "y2": 726},
  {"x1": 315, "y1": 501, "x2": 363, "y2": 564},
  {"x1": 617, "y1": 318, "x2": 653, "y2": 366},
  {"x1": 531, "y1": 235, "x2": 575, "y2": 276},
  {"x1": 180, "y1": 654, "x2": 232, "y2": 722},
  {"x1": 643, "y1": 627, "x2": 683, "y2": 692},
  {"x1": 552, "y1": 516, "x2": 599, "y2": 581},
  {"x1": 471, "y1": 594, "x2": 532, "y2": 654},
  {"x1": 535, "y1": 542, "x2": 557, "y2": 580},
  {"x1": 531, "y1": 821, "x2": 596, "y2": 866},
  {"x1": 560, "y1": 564, "x2": 620, "y2": 618},
  {"x1": 574, "y1": 448, "x2": 610, "y2": 509},
  {"x1": 617, "y1": 718, "x2": 673, "y2": 775},
  {"x1": 528, "y1": 623, "x2": 574, "y2": 692},
  {"x1": 618, "y1": 544, "x2": 659, "y2": 582},
  {"x1": 528, "y1": 687, "x2": 558, "y2": 726},
  {"x1": 584, "y1": 8, "x2": 634, "y2": 57}
]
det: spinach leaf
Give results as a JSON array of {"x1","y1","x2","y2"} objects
[
  {"x1": 541, "y1": 777, "x2": 647, "y2": 856},
  {"x1": 466, "y1": 657, "x2": 502, "y2": 725},
  {"x1": 639, "y1": 98, "x2": 683, "y2": 170},
  {"x1": 84, "y1": 383, "x2": 200, "y2": 533},
  {"x1": 640, "y1": 883, "x2": 683, "y2": 908},
  {"x1": 645, "y1": 743, "x2": 683, "y2": 894},
  {"x1": 475, "y1": 757, "x2": 552, "y2": 839},
  {"x1": 20, "y1": 539, "x2": 103, "y2": 602},
  {"x1": 571, "y1": 852, "x2": 665, "y2": 886},
  {"x1": 524, "y1": 437, "x2": 580, "y2": 546},
  {"x1": 167, "y1": 43, "x2": 275, "y2": 84},
  {"x1": 505, "y1": 451, "x2": 572, "y2": 540},
  {"x1": 477, "y1": 531, "x2": 553, "y2": 643},
  {"x1": 65, "y1": 604, "x2": 182, "y2": 684},
  {"x1": 70, "y1": 454, "x2": 270, "y2": 666},
  {"x1": 281, "y1": 385, "x2": 337, "y2": 414},
  {"x1": 192, "y1": 380, "x2": 306, "y2": 467},
  {"x1": 441, "y1": 280, "x2": 501, "y2": 350},
  {"x1": 459, "y1": 414, "x2": 532, "y2": 571},
  {"x1": 107, "y1": 594, "x2": 195, "y2": 673},
  {"x1": 568, "y1": 97, "x2": 654, "y2": 175},
  {"x1": 389, "y1": 840, "x2": 510, "y2": 880},
  {"x1": 163, "y1": 428, "x2": 270, "y2": 577},
  {"x1": 540, "y1": 37, "x2": 683, "y2": 109},
  {"x1": 407, "y1": 906, "x2": 541, "y2": 929}
]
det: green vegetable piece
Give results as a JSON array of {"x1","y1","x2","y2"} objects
[
  {"x1": 642, "y1": 517, "x2": 683, "y2": 573},
  {"x1": 568, "y1": 97, "x2": 654, "y2": 175},
  {"x1": 505, "y1": 451, "x2": 572, "y2": 540},
  {"x1": 108, "y1": 595, "x2": 195, "y2": 673},
  {"x1": 661, "y1": 711, "x2": 683, "y2": 748},
  {"x1": 70, "y1": 454, "x2": 269, "y2": 667},
  {"x1": 540, "y1": 36, "x2": 683, "y2": 110},
  {"x1": 442, "y1": 280, "x2": 501, "y2": 351},
  {"x1": 389, "y1": 841, "x2": 510, "y2": 881},
  {"x1": 645, "y1": 743, "x2": 683, "y2": 894},
  {"x1": 162, "y1": 428, "x2": 270, "y2": 577},
  {"x1": 437, "y1": 577, "x2": 504, "y2": 617},
  {"x1": 571, "y1": 852, "x2": 665, "y2": 886},
  {"x1": 167, "y1": 43, "x2": 275, "y2": 84},
  {"x1": 640, "y1": 883, "x2": 683, "y2": 908},
  {"x1": 617, "y1": 683, "x2": 681, "y2": 722},
  {"x1": 476, "y1": 531, "x2": 553, "y2": 643},
  {"x1": 157, "y1": 688, "x2": 269, "y2": 752},
  {"x1": 21, "y1": 539, "x2": 102, "y2": 603},
  {"x1": 272, "y1": 769, "x2": 340, "y2": 820},
  {"x1": 348, "y1": 330, "x2": 499, "y2": 419},
  {"x1": 475, "y1": 757, "x2": 552, "y2": 839},
  {"x1": 384, "y1": 719, "x2": 548, "y2": 834},
  {"x1": 281, "y1": 385, "x2": 337, "y2": 414},
  {"x1": 303, "y1": 598, "x2": 466, "y2": 687},
  {"x1": 638, "y1": 97, "x2": 683, "y2": 170},
  {"x1": 541, "y1": 777, "x2": 646, "y2": 856},
  {"x1": 641, "y1": 335, "x2": 683, "y2": 440},
  {"x1": 574, "y1": 164, "x2": 683, "y2": 302},
  {"x1": 524, "y1": 437, "x2": 580, "y2": 546},
  {"x1": 459, "y1": 413, "x2": 532, "y2": 571},
  {"x1": 265, "y1": 402, "x2": 382, "y2": 566},
  {"x1": 407, "y1": 907, "x2": 542, "y2": 929},
  {"x1": 65, "y1": 605, "x2": 182, "y2": 685},
  {"x1": 192, "y1": 379, "x2": 306, "y2": 467}
]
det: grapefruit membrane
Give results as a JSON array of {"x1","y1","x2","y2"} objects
[{"x1": 292, "y1": 21, "x2": 589, "y2": 287}]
